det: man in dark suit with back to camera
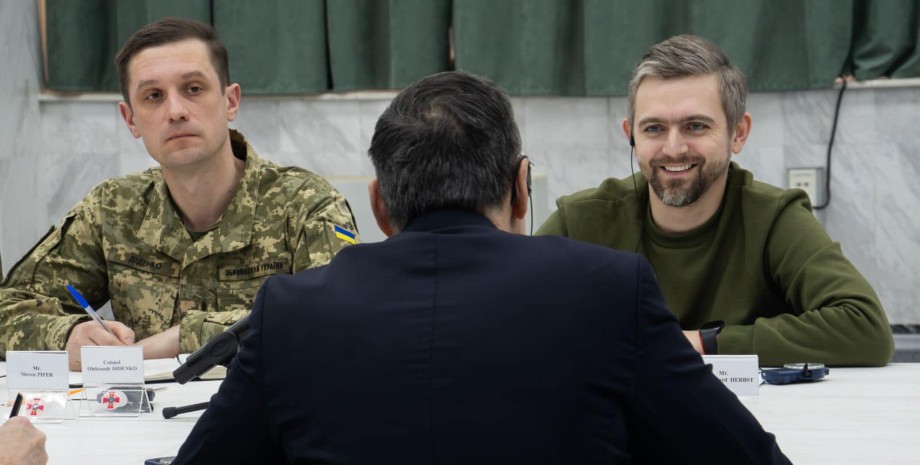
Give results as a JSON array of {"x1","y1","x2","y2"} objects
[{"x1": 173, "y1": 71, "x2": 790, "y2": 464}]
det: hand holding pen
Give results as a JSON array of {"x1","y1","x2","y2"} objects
[
  {"x1": 66, "y1": 285, "x2": 112, "y2": 335},
  {"x1": 63, "y1": 284, "x2": 135, "y2": 371}
]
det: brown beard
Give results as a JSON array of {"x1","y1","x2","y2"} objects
[{"x1": 644, "y1": 155, "x2": 730, "y2": 207}]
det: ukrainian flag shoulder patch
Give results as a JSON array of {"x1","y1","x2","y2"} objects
[{"x1": 333, "y1": 225, "x2": 357, "y2": 244}]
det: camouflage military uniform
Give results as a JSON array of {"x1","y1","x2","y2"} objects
[{"x1": 0, "y1": 130, "x2": 358, "y2": 357}]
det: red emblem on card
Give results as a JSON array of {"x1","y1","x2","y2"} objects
[
  {"x1": 100, "y1": 390, "x2": 126, "y2": 410},
  {"x1": 25, "y1": 397, "x2": 45, "y2": 416}
]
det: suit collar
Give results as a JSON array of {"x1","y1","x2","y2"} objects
[{"x1": 401, "y1": 209, "x2": 497, "y2": 234}]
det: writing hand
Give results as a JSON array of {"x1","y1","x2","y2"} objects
[{"x1": 65, "y1": 320, "x2": 135, "y2": 371}]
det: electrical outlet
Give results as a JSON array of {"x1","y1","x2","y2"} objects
[{"x1": 787, "y1": 168, "x2": 822, "y2": 206}]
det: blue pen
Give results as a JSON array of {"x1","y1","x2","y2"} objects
[{"x1": 66, "y1": 284, "x2": 114, "y2": 335}]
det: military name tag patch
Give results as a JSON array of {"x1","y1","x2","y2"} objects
[
  {"x1": 127, "y1": 255, "x2": 164, "y2": 270},
  {"x1": 109, "y1": 254, "x2": 180, "y2": 278},
  {"x1": 220, "y1": 260, "x2": 290, "y2": 280}
]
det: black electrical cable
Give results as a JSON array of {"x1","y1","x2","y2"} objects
[{"x1": 814, "y1": 79, "x2": 847, "y2": 210}]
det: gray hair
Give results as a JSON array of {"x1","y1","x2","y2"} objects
[{"x1": 627, "y1": 35, "x2": 748, "y2": 132}]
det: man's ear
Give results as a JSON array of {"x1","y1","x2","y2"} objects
[
  {"x1": 503, "y1": 158, "x2": 530, "y2": 235},
  {"x1": 731, "y1": 112, "x2": 753, "y2": 154},
  {"x1": 511, "y1": 159, "x2": 529, "y2": 222},
  {"x1": 225, "y1": 83, "x2": 241, "y2": 122},
  {"x1": 119, "y1": 102, "x2": 141, "y2": 139},
  {"x1": 621, "y1": 118, "x2": 632, "y2": 145},
  {"x1": 368, "y1": 179, "x2": 395, "y2": 237}
]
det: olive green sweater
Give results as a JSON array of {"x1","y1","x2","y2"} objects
[{"x1": 538, "y1": 163, "x2": 893, "y2": 366}]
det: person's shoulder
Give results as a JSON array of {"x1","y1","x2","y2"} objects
[
  {"x1": 251, "y1": 153, "x2": 340, "y2": 201},
  {"x1": 516, "y1": 234, "x2": 653, "y2": 301},
  {"x1": 735, "y1": 164, "x2": 812, "y2": 214},
  {"x1": 545, "y1": 175, "x2": 644, "y2": 240},
  {"x1": 529, "y1": 233, "x2": 645, "y2": 270},
  {"x1": 261, "y1": 255, "x2": 336, "y2": 298},
  {"x1": 80, "y1": 168, "x2": 162, "y2": 206},
  {"x1": 557, "y1": 175, "x2": 641, "y2": 207}
]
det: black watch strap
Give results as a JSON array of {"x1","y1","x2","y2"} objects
[{"x1": 699, "y1": 320, "x2": 725, "y2": 355}]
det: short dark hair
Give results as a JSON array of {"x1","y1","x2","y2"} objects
[
  {"x1": 115, "y1": 17, "x2": 230, "y2": 105},
  {"x1": 368, "y1": 71, "x2": 522, "y2": 231},
  {"x1": 627, "y1": 34, "x2": 748, "y2": 133}
]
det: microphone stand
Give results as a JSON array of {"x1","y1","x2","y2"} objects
[
  {"x1": 162, "y1": 316, "x2": 250, "y2": 419},
  {"x1": 162, "y1": 401, "x2": 210, "y2": 419}
]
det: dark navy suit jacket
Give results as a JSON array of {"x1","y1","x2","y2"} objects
[{"x1": 174, "y1": 210, "x2": 789, "y2": 464}]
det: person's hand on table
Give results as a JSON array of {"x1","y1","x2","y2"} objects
[
  {"x1": 65, "y1": 320, "x2": 135, "y2": 371},
  {"x1": 136, "y1": 325, "x2": 181, "y2": 360},
  {"x1": 0, "y1": 417, "x2": 48, "y2": 465}
]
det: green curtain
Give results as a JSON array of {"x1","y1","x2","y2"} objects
[
  {"x1": 45, "y1": 0, "x2": 116, "y2": 92},
  {"x1": 452, "y1": 0, "x2": 696, "y2": 96},
  {"x1": 326, "y1": 0, "x2": 451, "y2": 91},
  {"x1": 42, "y1": 0, "x2": 920, "y2": 96},
  {"x1": 453, "y1": 0, "x2": 853, "y2": 96},
  {"x1": 214, "y1": 0, "x2": 328, "y2": 94},
  {"x1": 850, "y1": 0, "x2": 920, "y2": 79},
  {"x1": 45, "y1": 0, "x2": 210, "y2": 92}
]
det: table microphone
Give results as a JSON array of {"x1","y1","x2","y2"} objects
[
  {"x1": 173, "y1": 314, "x2": 251, "y2": 384},
  {"x1": 162, "y1": 401, "x2": 209, "y2": 419}
]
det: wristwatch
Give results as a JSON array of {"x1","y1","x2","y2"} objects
[{"x1": 699, "y1": 320, "x2": 725, "y2": 355}]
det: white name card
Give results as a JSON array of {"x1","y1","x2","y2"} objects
[
  {"x1": 5, "y1": 351, "x2": 69, "y2": 391},
  {"x1": 702, "y1": 355, "x2": 760, "y2": 397},
  {"x1": 80, "y1": 346, "x2": 144, "y2": 386}
]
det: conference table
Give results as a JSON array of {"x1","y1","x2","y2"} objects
[{"x1": 1, "y1": 360, "x2": 919, "y2": 464}]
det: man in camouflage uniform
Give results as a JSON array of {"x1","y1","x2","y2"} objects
[{"x1": 0, "y1": 18, "x2": 358, "y2": 370}]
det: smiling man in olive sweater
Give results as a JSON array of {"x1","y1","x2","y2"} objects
[{"x1": 537, "y1": 35, "x2": 893, "y2": 367}]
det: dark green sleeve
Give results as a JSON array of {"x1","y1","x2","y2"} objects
[
  {"x1": 535, "y1": 200, "x2": 568, "y2": 237},
  {"x1": 719, "y1": 192, "x2": 894, "y2": 366}
]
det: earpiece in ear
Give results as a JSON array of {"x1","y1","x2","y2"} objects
[
  {"x1": 526, "y1": 162, "x2": 533, "y2": 196},
  {"x1": 630, "y1": 135, "x2": 636, "y2": 147},
  {"x1": 511, "y1": 156, "x2": 532, "y2": 205}
]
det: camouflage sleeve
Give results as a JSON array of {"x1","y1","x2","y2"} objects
[
  {"x1": 179, "y1": 308, "x2": 251, "y2": 354},
  {"x1": 0, "y1": 192, "x2": 108, "y2": 357},
  {"x1": 288, "y1": 175, "x2": 360, "y2": 272}
]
